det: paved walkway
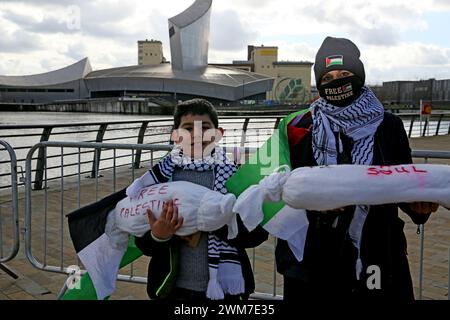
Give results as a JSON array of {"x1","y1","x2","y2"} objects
[{"x1": 1, "y1": 135, "x2": 449, "y2": 300}]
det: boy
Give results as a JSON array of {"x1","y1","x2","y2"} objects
[{"x1": 128, "y1": 98, "x2": 267, "y2": 301}]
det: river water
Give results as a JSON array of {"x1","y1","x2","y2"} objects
[{"x1": 0, "y1": 111, "x2": 449, "y2": 188}]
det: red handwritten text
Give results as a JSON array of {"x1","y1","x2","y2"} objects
[{"x1": 367, "y1": 165, "x2": 428, "y2": 176}]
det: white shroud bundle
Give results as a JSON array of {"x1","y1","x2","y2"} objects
[
  {"x1": 232, "y1": 163, "x2": 450, "y2": 262},
  {"x1": 283, "y1": 164, "x2": 450, "y2": 210},
  {"x1": 113, "y1": 181, "x2": 238, "y2": 239}
]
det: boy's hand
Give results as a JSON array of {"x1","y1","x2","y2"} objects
[{"x1": 147, "y1": 200, "x2": 184, "y2": 240}]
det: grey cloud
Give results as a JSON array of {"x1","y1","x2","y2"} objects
[
  {"x1": 236, "y1": 0, "x2": 272, "y2": 9},
  {"x1": 81, "y1": 3, "x2": 136, "y2": 23},
  {"x1": 300, "y1": 3, "x2": 401, "y2": 47},
  {"x1": 0, "y1": 59, "x2": 28, "y2": 76},
  {"x1": 69, "y1": 3, "x2": 141, "y2": 42},
  {"x1": 1, "y1": 2, "x2": 140, "y2": 40},
  {"x1": 366, "y1": 46, "x2": 450, "y2": 83},
  {"x1": 290, "y1": 43, "x2": 317, "y2": 61},
  {"x1": 354, "y1": 26, "x2": 399, "y2": 46},
  {"x1": 210, "y1": 10, "x2": 258, "y2": 51},
  {"x1": 146, "y1": 10, "x2": 169, "y2": 39},
  {"x1": 378, "y1": 4, "x2": 421, "y2": 22},
  {"x1": 0, "y1": 0, "x2": 89, "y2": 6},
  {"x1": 413, "y1": 46, "x2": 450, "y2": 65},
  {"x1": 0, "y1": 28, "x2": 44, "y2": 53},
  {"x1": 1, "y1": 9, "x2": 33, "y2": 26},
  {"x1": 66, "y1": 42, "x2": 90, "y2": 62},
  {"x1": 1, "y1": 9, "x2": 79, "y2": 34},
  {"x1": 369, "y1": 65, "x2": 450, "y2": 83},
  {"x1": 433, "y1": 0, "x2": 450, "y2": 10}
]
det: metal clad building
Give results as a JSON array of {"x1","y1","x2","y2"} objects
[
  {"x1": 380, "y1": 78, "x2": 450, "y2": 107},
  {"x1": 0, "y1": 58, "x2": 91, "y2": 103}
]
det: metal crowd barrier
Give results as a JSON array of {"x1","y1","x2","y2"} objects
[
  {"x1": 411, "y1": 150, "x2": 450, "y2": 300},
  {"x1": 0, "y1": 140, "x2": 20, "y2": 278},
  {"x1": 24, "y1": 142, "x2": 172, "y2": 287},
  {"x1": 22, "y1": 141, "x2": 450, "y2": 300}
]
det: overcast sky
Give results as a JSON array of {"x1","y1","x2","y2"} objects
[{"x1": 0, "y1": 0, "x2": 449, "y2": 85}]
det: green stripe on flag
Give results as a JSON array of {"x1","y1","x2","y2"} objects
[
  {"x1": 328, "y1": 60, "x2": 342, "y2": 66},
  {"x1": 261, "y1": 202, "x2": 284, "y2": 225},
  {"x1": 226, "y1": 108, "x2": 309, "y2": 224},
  {"x1": 61, "y1": 236, "x2": 142, "y2": 300}
]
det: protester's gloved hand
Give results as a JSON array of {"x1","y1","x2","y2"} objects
[
  {"x1": 408, "y1": 202, "x2": 439, "y2": 214},
  {"x1": 407, "y1": 202, "x2": 439, "y2": 225}
]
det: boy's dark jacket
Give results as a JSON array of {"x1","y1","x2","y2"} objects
[
  {"x1": 135, "y1": 217, "x2": 268, "y2": 299},
  {"x1": 276, "y1": 111, "x2": 428, "y2": 300}
]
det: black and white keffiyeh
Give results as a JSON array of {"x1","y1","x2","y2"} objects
[
  {"x1": 310, "y1": 86, "x2": 385, "y2": 279},
  {"x1": 157, "y1": 145, "x2": 236, "y2": 195},
  {"x1": 310, "y1": 86, "x2": 384, "y2": 166},
  {"x1": 127, "y1": 145, "x2": 244, "y2": 299}
]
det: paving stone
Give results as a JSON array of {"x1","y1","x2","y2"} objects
[
  {"x1": 16, "y1": 278, "x2": 51, "y2": 296},
  {"x1": 7, "y1": 291, "x2": 37, "y2": 300},
  {"x1": 2, "y1": 285, "x2": 22, "y2": 295}
]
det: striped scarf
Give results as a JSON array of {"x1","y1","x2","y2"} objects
[
  {"x1": 142, "y1": 145, "x2": 244, "y2": 299},
  {"x1": 310, "y1": 86, "x2": 384, "y2": 166},
  {"x1": 310, "y1": 86, "x2": 384, "y2": 279}
]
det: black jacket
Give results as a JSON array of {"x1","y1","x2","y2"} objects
[
  {"x1": 135, "y1": 216, "x2": 268, "y2": 300},
  {"x1": 276, "y1": 111, "x2": 426, "y2": 301}
]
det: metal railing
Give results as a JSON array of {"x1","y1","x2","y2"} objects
[
  {"x1": 399, "y1": 112, "x2": 450, "y2": 138},
  {"x1": 2, "y1": 112, "x2": 450, "y2": 192},
  {"x1": 0, "y1": 115, "x2": 283, "y2": 192},
  {"x1": 0, "y1": 140, "x2": 20, "y2": 267}
]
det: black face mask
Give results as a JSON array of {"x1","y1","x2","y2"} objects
[{"x1": 318, "y1": 75, "x2": 364, "y2": 107}]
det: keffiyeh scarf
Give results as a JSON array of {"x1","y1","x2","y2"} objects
[{"x1": 310, "y1": 86, "x2": 385, "y2": 279}]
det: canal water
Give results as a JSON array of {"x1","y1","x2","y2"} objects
[{"x1": 0, "y1": 111, "x2": 449, "y2": 188}]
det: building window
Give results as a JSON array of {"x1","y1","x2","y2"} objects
[
  {"x1": 27, "y1": 88, "x2": 46, "y2": 92},
  {"x1": 47, "y1": 89, "x2": 66, "y2": 93}
]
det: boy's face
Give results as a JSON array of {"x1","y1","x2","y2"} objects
[{"x1": 171, "y1": 113, "x2": 224, "y2": 159}]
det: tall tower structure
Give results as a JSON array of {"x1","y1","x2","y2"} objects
[{"x1": 168, "y1": 0, "x2": 212, "y2": 71}]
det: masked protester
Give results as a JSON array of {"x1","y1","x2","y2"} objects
[{"x1": 276, "y1": 36, "x2": 440, "y2": 301}]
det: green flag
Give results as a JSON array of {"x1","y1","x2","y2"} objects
[
  {"x1": 226, "y1": 109, "x2": 310, "y2": 260},
  {"x1": 61, "y1": 235, "x2": 142, "y2": 300}
]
